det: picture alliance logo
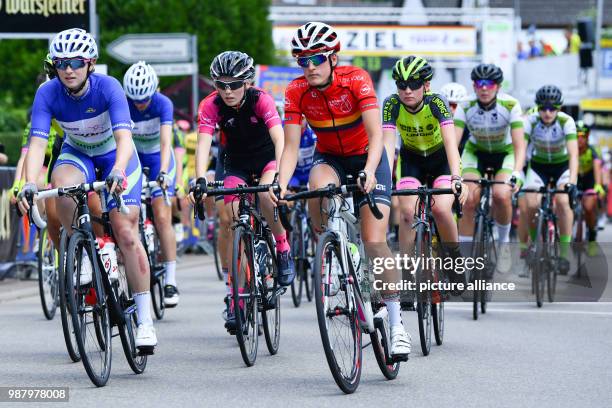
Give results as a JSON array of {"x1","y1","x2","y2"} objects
[{"x1": 1, "y1": 0, "x2": 87, "y2": 16}]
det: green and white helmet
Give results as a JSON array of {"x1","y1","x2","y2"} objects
[{"x1": 392, "y1": 56, "x2": 434, "y2": 82}]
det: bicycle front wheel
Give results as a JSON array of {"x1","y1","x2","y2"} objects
[
  {"x1": 370, "y1": 304, "x2": 400, "y2": 380},
  {"x1": 66, "y1": 231, "x2": 112, "y2": 387},
  {"x1": 471, "y1": 216, "x2": 485, "y2": 320},
  {"x1": 290, "y1": 209, "x2": 304, "y2": 307},
  {"x1": 231, "y1": 225, "x2": 259, "y2": 366},
  {"x1": 213, "y1": 223, "x2": 223, "y2": 281},
  {"x1": 38, "y1": 228, "x2": 58, "y2": 320},
  {"x1": 313, "y1": 231, "x2": 362, "y2": 394},
  {"x1": 116, "y1": 265, "x2": 147, "y2": 374},
  {"x1": 533, "y1": 215, "x2": 547, "y2": 308},
  {"x1": 261, "y1": 234, "x2": 281, "y2": 355},
  {"x1": 147, "y1": 233, "x2": 165, "y2": 319},
  {"x1": 415, "y1": 224, "x2": 432, "y2": 355},
  {"x1": 547, "y1": 222, "x2": 559, "y2": 303}
]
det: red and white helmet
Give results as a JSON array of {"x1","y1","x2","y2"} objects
[{"x1": 291, "y1": 22, "x2": 340, "y2": 57}]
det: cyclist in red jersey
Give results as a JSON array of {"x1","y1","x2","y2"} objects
[{"x1": 273, "y1": 22, "x2": 410, "y2": 359}]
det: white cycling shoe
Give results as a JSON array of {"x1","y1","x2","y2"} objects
[
  {"x1": 496, "y1": 245, "x2": 512, "y2": 274},
  {"x1": 135, "y1": 322, "x2": 157, "y2": 353},
  {"x1": 390, "y1": 325, "x2": 411, "y2": 359}
]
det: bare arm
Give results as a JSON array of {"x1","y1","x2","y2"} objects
[
  {"x1": 511, "y1": 127, "x2": 526, "y2": 173},
  {"x1": 566, "y1": 139, "x2": 578, "y2": 184},
  {"x1": 268, "y1": 124, "x2": 284, "y2": 172},
  {"x1": 195, "y1": 132, "x2": 212, "y2": 180},
  {"x1": 112, "y1": 129, "x2": 133, "y2": 172},
  {"x1": 441, "y1": 123, "x2": 462, "y2": 177},
  {"x1": 382, "y1": 128, "x2": 396, "y2": 174},
  {"x1": 24, "y1": 137, "x2": 47, "y2": 184},
  {"x1": 362, "y1": 108, "x2": 384, "y2": 176},
  {"x1": 159, "y1": 124, "x2": 172, "y2": 173}
]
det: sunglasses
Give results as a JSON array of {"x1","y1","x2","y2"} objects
[
  {"x1": 214, "y1": 80, "x2": 245, "y2": 91},
  {"x1": 395, "y1": 79, "x2": 424, "y2": 91},
  {"x1": 474, "y1": 79, "x2": 496, "y2": 89},
  {"x1": 296, "y1": 51, "x2": 333, "y2": 68},
  {"x1": 538, "y1": 104, "x2": 561, "y2": 112},
  {"x1": 53, "y1": 58, "x2": 89, "y2": 71}
]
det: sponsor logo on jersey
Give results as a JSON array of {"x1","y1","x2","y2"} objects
[{"x1": 86, "y1": 107, "x2": 96, "y2": 113}]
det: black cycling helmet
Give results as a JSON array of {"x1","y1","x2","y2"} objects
[
  {"x1": 576, "y1": 120, "x2": 590, "y2": 137},
  {"x1": 535, "y1": 85, "x2": 563, "y2": 106},
  {"x1": 392, "y1": 56, "x2": 434, "y2": 82},
  {"x1": 43, "y1": 53, "x2": 57, "y2": 79},
  {"x1": 210, "y1": 51, "x2": 255, "y2": 81},
  {"x1": 471, "y1": 63, "x2": 504, "y2": 84}
]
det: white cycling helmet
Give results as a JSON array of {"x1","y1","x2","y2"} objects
[
  {"x1": 50, "y1": 28, "x2": 98, "y2": 59},
  {"x1": 440, "y1": 82, "x2": 467, "y2": 104},
  {"x1": 123, "y1": 61, "x2": 159, "y2": 101},
  {"x1": 291, "y1": 22, "x2": 341, "y2": 57}
]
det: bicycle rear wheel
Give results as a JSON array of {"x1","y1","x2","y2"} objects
[
  {"x1": 66, "y1": 231, "x2": 112, "y2": 387},
  {"x1": 313, "y1": 231, "x2": 362, "y2": 394},
  {"x1": 533, "y1": 216, "x2": 546, "y2": 308},
  {"x1": 213, "y1": 223, "x2": 223, "y2": 281},
  {"x1": 58, "y1": 229, "x2": 80, "y2": 362},
  {"x1": 304, "y1": 220, "x2": 316, "y2": 302},
  {"x1": 38, "y1": 228, "x2": 58, "y2": 320},
  {"x1": 232, "y1": 225, "x2": 259, "y2": 366},
  {"x1": 116, "y1": 265, "x2": 147, "y2": 374},
  {"x1": 290, "y1": 209, "x2": 304, "y2": 307},
  {"x1": 370, "y1": 304, "x2": 400, "y2": 380},
  {"x1": 547, "y1": 222, "x2": 559, "y2": 303},
  {"x1": 415, "y1": 224, "x2": 432, "y2": 355},
  {"x1": 261, "y1": 235, "x2": 281, "y2": 355}
]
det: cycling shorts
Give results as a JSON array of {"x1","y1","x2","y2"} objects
[
  {"x1": 525, "y1": 160, "x2": 570, "y2": 189},
  {"x1": 138, "y1": 148, "x2": 176, "y2": 199},
  {"x1": 397, "y1": 148, "x2": 450, "y2": 189},
  {"x1": 223, "y1": 159, "x2": 276, "y2": 205},
  {"x1": 54, "y1": 144, "x2": 142, "y2": 210},
  {"x1": 462, "y1": 142, "x2": 514, "y2": 177},
  {"x1": 312, "y1": 151, "x2": 391, "y2": 209},
  {"x1": 289, "y1": 171, "x2": 310, "y2": 189},
  {"x1": 577, "y1": 172, "x2": 595, "y2": 192},
  {"x1": 213, "y1": 148, "x2": 226, "y2": 202}
]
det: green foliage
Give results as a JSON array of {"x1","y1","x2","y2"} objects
[
  {"x1": 0, "y1": 132, "x2": 23, "y2": 166},
  {"x1": 0, "y1": 0, "x2": 276, "y2": 113}
]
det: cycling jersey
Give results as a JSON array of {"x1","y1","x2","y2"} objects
[
  {"x1": 579, "y1": 145, "x2": 601, "y2": 176},
  {"x1": 382, "y1": 92, "x2": 453, "y2": 157},
  {"x1": 21, "y1": 119, "x2": 64, "y2": 157},
  {"x1": 30, "y1": 74, "x2": 141, "y2": 209},
  {"x1": 284, "y1": 66, "x2": 378, "y2": 157},
  {"x1": 454, "y1": 93, "x2": 523, "y2": 153},
  {"x1": 184, "y1": 131, "x2": 197, "y2": 179},
  {"x1": 290, "y1": 124, "x2": 317, "y2": 187},
  {"x1": 31, "y1": 74, "x2": 132, "y2": 157},
  {"x1": 128, "y1": 92, "x2": 174, "y2": 154},
  {"x1": 523, "y1": 111, "x2": 576, "y2": 164},
  {"x1": 198, "y1": 87, "x2": 281, "y2": 174}
]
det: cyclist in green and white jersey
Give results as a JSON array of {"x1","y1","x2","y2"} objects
[
  {"x1": 523, "y1": 85, "x2": 578, "y2": 274},
  {"x1": 382, "y1": 56, "x2": 468, "y2": 292},
  {"x1": 454, "y1": 64, "x2": 526, "y2": 273}
]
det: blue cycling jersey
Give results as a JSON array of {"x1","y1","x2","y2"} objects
[
  {"x1": 296, "y1": 124, "x2": 316, "y2": 174},
  {"x1": 30, "y1": 74, "x2": 133, "y2": 157},
  {"x1": 128, "y1": 92, "x2": 174, "y2": 154}
]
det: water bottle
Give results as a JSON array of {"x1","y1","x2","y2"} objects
[
  {"x1": 144, "y1": 220, "x2": 155, "y2": 253},
  {"x1": 98, "y1": 236, "x2": 118, "y2": 281},
  {"x1": 347, "y1": 242, "x2": 361, "y2": 274}
]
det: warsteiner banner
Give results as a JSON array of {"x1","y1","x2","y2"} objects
[{"x1": 0, "y1": 0, "x2": 91, "y2": 34}]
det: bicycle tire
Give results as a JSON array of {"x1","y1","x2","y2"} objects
[
  {"x1": 481, "y1": 223, "x2": 496, "y2": 315},
  {"x1": 471, "y1": 216, "x2": 485, "y2": 320},
  {"x1": 370, "y1": 305, "x2": 400, "y2": 380},
  {"x1": 290, "y1": 209, "x2": 304, "y2": 307},
  {"x1": 547, "y1": 221, "x2": 559, "y2": 303},
  {"x1": 58, "y1": 229, "x2": 81, "y2": 362},
  {"x1": 66, "y1": 231, "x2": 112, "y2": 387},
  {"x1": 415, "y1": 224, "x2": 432, "y2": 355},
  {"x1": 232, "y1": 225, "x2": 259, "y2": 366},
  {"x1": 213, "y1": 223, "x2": 223, "y2": 281},
  {"x1": 261, "y1": 234, "x2": 281, "y2": 355},
  {"x1": 534, "y1": 215, "x2": 546, "y2": 308},
  {"x1": 304, "y1": 220, "x2": 316, "y2": 302},
  {"x1": 432, "y1": 302, "x2": 444, "y2": 345},
  {"x1": 148, "y1": 233, "x2": 165, "y2": 320},
  {"x1": 38, "y1": 228, "x2": 58, "y2": 320},
  {"x1": 116, "y1": 265, "x2": 147, "y2": 374},
  {"x1": 313, "y1": 231, "x2": 362, "y2": 394}
]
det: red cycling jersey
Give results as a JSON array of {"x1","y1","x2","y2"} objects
[{"x1": 284, "y1": 66, "x2": 378, "y2": 157}]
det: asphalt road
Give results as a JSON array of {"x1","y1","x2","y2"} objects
[{"x1": 1, "y1": 235, "x2": 612, "y2": 407}]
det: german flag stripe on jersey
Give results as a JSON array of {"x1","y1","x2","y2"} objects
[{"x1": 307, "y1": 110, "x2": 362, "y2": 132}]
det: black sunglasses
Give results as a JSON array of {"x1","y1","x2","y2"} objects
[
  {"x1": 214, "y1": 80, "x2": 245, "y2": 91},
  {"x1": 396, "y1": 79, "x2": 424, "y2": 91}
]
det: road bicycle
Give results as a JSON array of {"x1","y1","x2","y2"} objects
[
  {"x1": 195, "y1": 179, "x2": 284, "y2": 367},
  {"x1": 27, "y1": 182, "x2": 149, "y2": 387},
  {"x1": 391, "y1": 184, "x2": 461, "y2": 355},
  {"x1": 281, "y1": 173, "x2": 402, "y2": 394}
]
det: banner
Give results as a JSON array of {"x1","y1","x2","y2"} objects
[
  {"x1": 274, "y1": 25, "x2": 477, "y2": 57},
  {"x1": 0, "y1": 0, "x2": 91, "y2": 34},
  {"x1": 255, "y1": 65, "x2": 303, "y2": 102},
  {"x1": 481, "y1": 19, "x2": 515, "y2": 90},
  {"x1": 581, "y1": 99, "x2": 612, "y2": 131}
]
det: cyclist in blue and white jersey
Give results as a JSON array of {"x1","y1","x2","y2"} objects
[
  {"x1": 18, "y1": 28, "x2": 156, "y2": 351},
  {"x1": 288, "y1": 118, "x2": 317, "y2": 188},
  {"x1": 124, "y1": 61, "x2": 180, "y2": 307}
]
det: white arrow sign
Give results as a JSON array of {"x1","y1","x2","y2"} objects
[
  {"x1": 107, "y1": 33, "x2": 192, "y2": 64},
  {"x1": 151, "y1": 62, "x2": 198, "y2": 76}
]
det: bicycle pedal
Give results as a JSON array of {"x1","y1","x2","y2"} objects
[
  {"x1": 391, "y1": 354, "x2": 409, "y2": 363},
  {"x1": 137, "y1": 346, "x2": 155, "y2": 356}
]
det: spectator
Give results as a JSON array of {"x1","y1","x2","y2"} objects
[
  {"x1": 564, "y1": 26, "x2": 581, "y2": 54},
  {"x1": 540, "y1": 39, "x2": 556, "y2": 56},
  {"x1": 528, "y1": 38, "x2": 542, "y2": 58},
  {"x1": 0, "y1": 144, "x2": 7, "y2": 165},
  {"x1": 517, "y1": 41, "x2": 529, "y2": 60}
]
